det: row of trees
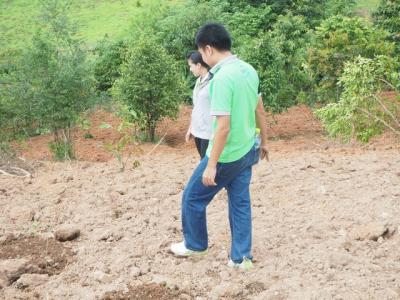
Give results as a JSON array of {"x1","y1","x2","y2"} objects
[{"x1": 0, "y1": 0, "x2": 399, "y2": 160}]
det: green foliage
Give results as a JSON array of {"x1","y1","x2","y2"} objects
[
  {"x1": 373, "y1": 0, "x2": 400, "y2": 54},
  {"x1": 292, "y1": 0, "x2": 356, "y2": 26},
  {"x1": 0, "y1": 48, "x2": 28, "y2": 140},
  {"x1": 226, "y1": 4, "x2": 274, "y2": 39},
  {"x1": 221, "y1": 0, "x2": 356, "y2": 27},
  {"x1": 112, "y1": 36, "x2": 186, "y2": 142},
  {"x1": 237, "y1": 13, "x2": 312, "y2": 113},
  {"x1": 94, "y1": 38, "x2": 127, "y2": 92},
  {"x1": 270, "y1": 13, "x2": 313, "y2": 108},
  {"x1": 307, "y1": 16, "x2": 394, "y2": 103},
  {"x1": 1, "y1": 0, "x2": 94, "y2": 159},
  {"x1": 49, "y1": 139, "x2": 75, "y2": 161},
  {"x1": 83, "y1": 133, "x2": 94, "y2": 139},
  {"x1": 315, "y1": 55, "x2": 400, "y2": 142},
  {"x1": 103, "y1": 120, "x2": 137, "y2": 171},
  {"x1": 238, "y1": 33, "x2": 289, "y2": 113},
  {"x1": 158, "y1": 1, "x2": 225, "y2": 63}
]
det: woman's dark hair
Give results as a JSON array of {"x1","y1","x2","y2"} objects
[
  {"x1": 195, "y1": 23, "x2": 232, "y2": 51},
  {"x1": 187, "y1": 50, "x2": 209, "y2": 69}
]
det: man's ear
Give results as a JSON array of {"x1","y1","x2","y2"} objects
[{"x1": 205, "y1": 45, "x2": 213, "y2": 56}]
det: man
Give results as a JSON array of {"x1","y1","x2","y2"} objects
[{"x1": 170, "y1": 23, "x2": 268, "y2": 270}]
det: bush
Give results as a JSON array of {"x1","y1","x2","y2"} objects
[
  {"x1": 230, "y1": 12, "x2": 312, "y2": 113},
  {"x1": 49, "y1": 140, "x2": 75, "y2": 161},
  {"x1": 307, "y1": 16, "x2": 394, "y2": 103},
  {"x1": 94, "y1": 38, "x2": 127, "y2": 92},
  {"x1": 112, "y1": 35, "x2": 186, "y2": 142},
  {"x1": 238, "y1": 32, "x2": 289, "y2": 113},
  {"x1": 373, "y1": 0, "x2": 400, "y2": 55},
  {"x1": 315, "y1": 55, "x2": 400, "y2": 142},
  {"x1": 270, "y1": 13, "x2": 313, "y2": 107}
]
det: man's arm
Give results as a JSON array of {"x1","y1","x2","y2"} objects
[
  {"x1": 202, "y1": 115, "x2": 230, "y2": 186},
  {"x1": 256, "y1": 95, "x2": 269, "y2": 160},
  {"x1": 185, "y1": 125, "x2": 192, "y2": 143}
]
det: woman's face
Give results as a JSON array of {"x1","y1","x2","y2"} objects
[{"x1": 188, "y1": 60, "x2": 202, "y2": 77}]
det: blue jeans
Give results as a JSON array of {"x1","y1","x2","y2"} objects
[{"x1": 181, "y1": 145, "x2": 259, "y2": 263}]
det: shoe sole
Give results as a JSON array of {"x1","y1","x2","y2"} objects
[{"x1": 171, "y1": 249, "x2": 208, "y2": 257}]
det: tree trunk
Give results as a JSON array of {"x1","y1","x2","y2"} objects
[
  {"x1": 150, "y1": 125, "x2": 156, "y2": 143},
  {"x1": 146, "y1": 117, "x2": 157, "y2": 142}
]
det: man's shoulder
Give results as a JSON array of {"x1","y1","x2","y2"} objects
[
  {"x1": 219, "y1": 59, "x2": 256, "y2": 74},
  {"x1": 238, "y1": 59, "x2": 258, "y2": 76},
  {"x1": 214, "y1": 60, "x2": 257, "y2": 84}
]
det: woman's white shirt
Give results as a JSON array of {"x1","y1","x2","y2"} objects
[{"x1": 190, "y1": 73, "x2": 213, "y2": 140}]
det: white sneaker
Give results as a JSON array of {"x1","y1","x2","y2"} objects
[
  {"x1": 170, "y1": 241, "x2": 207, "y2": 257},
  {"x1": 227, "y1": 257, "x2": 254, "y2": 270}
]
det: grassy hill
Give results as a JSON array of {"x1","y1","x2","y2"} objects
[{"x1": 0, "y1": 0, "x2": 180, "y2": 51}]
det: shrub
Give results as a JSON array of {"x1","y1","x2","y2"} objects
[
  {"x1": 112, "y1": 35, "x2": 186, "y2": 142},
  {"x1": 270, "y1": 13, "x2": 313, "y2": 107},
  {"x1": 307, "y1": 16, "x2": 394, "y2": 103},
  {"x1": 315, "y1": 55, "x2": 400, "y2": 142},
  {"x1": 373, "y1": 0, "x2": 400, "y2": 55},
  {"x1": 94, "y1": 38, "x2": 127, "y2": 92}
]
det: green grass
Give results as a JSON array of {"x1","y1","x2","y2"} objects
[
  {"x1": 0, "y1": 0, "x2": 180, "y2": 51},
  {"x1": 354, "y1": 0, "x2": 380, "y2": 18}
]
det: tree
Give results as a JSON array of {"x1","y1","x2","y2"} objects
[
  {"x1": 307, "y1": 16, "x2": 394, "y2": 103},
  {"x1": 112, "y1": 35, "x2": 186, "y2": 142},
  {"x1": 315, "y1": 55, "x2": 400, "y2": 142},
  {"x1": 2, "y1": 0, "x2": 94, "y2": 160}
]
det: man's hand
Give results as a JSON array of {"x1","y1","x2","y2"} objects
[
  {"x1": 260, "y1": 143, "x2": 269, "y2": 161},
  {"x1": 202, "y1": 165, "x2": 217, "y2": 186}
]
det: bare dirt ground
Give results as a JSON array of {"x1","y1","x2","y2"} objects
[{"x1": 1, "y1": 105, "x2": 400, "y2": 299}]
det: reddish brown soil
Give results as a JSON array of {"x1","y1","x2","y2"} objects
[
  {"x1": 103, "y1": 283, "x2": 180, "y2": 300},
  {"x1": 0, "y1": 235, "x2": 74, "y2": 276},
  {"x1": 11, "y1": 105, "x2": 328, "y2": 162}
]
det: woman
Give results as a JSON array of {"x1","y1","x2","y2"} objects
[{"x1": 186, "y1": 50, "x2": 213, "y2": 159}]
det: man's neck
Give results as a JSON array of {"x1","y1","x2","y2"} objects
[{"x1": 211, "y1": 51, "x2": 232, "y2": 67}]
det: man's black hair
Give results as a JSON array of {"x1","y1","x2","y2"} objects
[{"x1": 195, "y1": 23, "x2": 232, "y2": 51}]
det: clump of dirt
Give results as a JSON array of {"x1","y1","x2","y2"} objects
[
  {"x1": 102, "y1": 283, "x2": 182, "y2": 300},
  {"x1": 0, "y1": 235, "x2": 74, "y2": 276}
]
